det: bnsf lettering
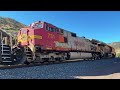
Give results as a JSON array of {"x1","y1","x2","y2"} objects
[{"x1": 55, "y1": 42, "x2": 69, "y2": 48}]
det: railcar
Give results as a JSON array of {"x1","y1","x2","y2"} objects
[{"x1": 15, "y1": 21, "x2": 116, "y2": 64}]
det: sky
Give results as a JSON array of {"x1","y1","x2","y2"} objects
[{"x1": 0, "y1": 11, "x2": 119, "y2": 43}]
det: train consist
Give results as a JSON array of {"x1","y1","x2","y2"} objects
[{"x1": 0, "y1": 21, "x2": 116, "y2": 65}]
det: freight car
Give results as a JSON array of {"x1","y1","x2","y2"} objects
[{"x1": 13, "y1": 21, "x2": 115, "y2": 64}]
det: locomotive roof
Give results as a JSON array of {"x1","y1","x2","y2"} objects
[
  {"x1": 44, "y1": 21, "x2": 74, "y2": 33},
  {"x1": 30, "y1": 21, "x2": 109, "y2": 46},
  {"x1": 44, "y1": 21, "x2": 94, "y2": 41},
  {"x1": 91, "y1": 39, "x2": 107, "y2": 45}
]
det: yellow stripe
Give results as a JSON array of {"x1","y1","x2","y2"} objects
[
  {"x1": 17, "y1": 34, "x2": 42, "y2": 43},
  {"x1": 30, "y1": 35, "x2": 42, "y2": 39}
]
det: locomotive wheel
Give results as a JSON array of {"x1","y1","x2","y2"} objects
[
  {"x1": 49, "y1": 56, "x2": 55, "y2": 62},
  {"x1": 12, "y1": 52, "x2": 28, "y2": 65},
  {"x1": 94, "y1": 55, "x2": 97, "y2": 60},
  {"x1": 98, "y1": 55, "x2": 101, "y2": 60},
  {"x1": 92, "y1": 53, "x2": 96, "y2": 60},
  {"x1": 39, "y1": 58, "x2": 44, "y2": 63},
  {"x1": 24, "y1": 60, "x2": 30, "y2": 65},
  {"x1": 11, "y1": 47, "x2": 26, "y2": 65},
  {"x1": 112, "y1": 54, "x2": 115, "y2": 58},
  {"x1": 12, "y1": 46, "x2": 32, "y2": 65},
  {"x1": 66, "y1": 53, "x2": 70, "y2": 60},
  {"x1": 61, "y1": 56, "x2": 65, "y2": 61}
]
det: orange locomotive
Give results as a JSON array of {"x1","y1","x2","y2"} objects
[{"x1": 16, "y1": 21, "x2": 116, "y2": 64}]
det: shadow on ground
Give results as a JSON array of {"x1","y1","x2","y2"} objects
[{"x1": 72, "y1": 58, "x2": 120, "y2": 79}]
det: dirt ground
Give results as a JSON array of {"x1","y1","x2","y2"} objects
[{"x1": 75, "y1": 73, "x2": 120, "y2": 79}]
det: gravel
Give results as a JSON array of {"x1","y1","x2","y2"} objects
[{"x1": 0, "y1": 58, "x2": 120, "y2": 79}]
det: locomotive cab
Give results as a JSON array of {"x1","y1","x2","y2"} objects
[{"x1": 29, "y1": 21, "x2": 43, "y2": 29}]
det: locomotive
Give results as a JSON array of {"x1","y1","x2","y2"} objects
[
  {"x1": 0, "y1": 21, "x2": 116, "y2": 64},
  {"x1": 16, "y1": 21, "x2": 115, "y2": 64}
]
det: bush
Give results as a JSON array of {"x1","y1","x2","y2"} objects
[{"x1": 116, "y1": 53, "x2": 120, "y2": 58}]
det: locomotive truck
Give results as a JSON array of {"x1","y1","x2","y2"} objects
[{"x1": 0, "y1": 21, "x2": 116, "y2": 65}]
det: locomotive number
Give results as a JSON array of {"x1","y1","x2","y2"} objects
[{"x1": 48, "y1": 33, "x2": 55, "y2": 38}]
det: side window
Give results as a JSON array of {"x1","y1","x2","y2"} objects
[
  {"x1": 47, "y1": 27, "x2": 54, "y2": 32},
  {"x1": 37, "y1": 23, "x2": 42, "y2": 28},
  {"x1": 71, "y1": 33, "x2": 76, "y2": 37},
  {"x1": 46, "y1": 24, "x2": 49, "y2": 30},
  {"x1": 47, "y1": 26, "x2": 51, "y2": 31},
  {"x1": 59, "y1": 29, "x2": 61, "y2": 33},
  {"x1": 61, "y1": 29, "x2": 63, "y2": 34},
  {"x1": 57, "y1": 29, "x2": 59, "y2": 32},
  {"x1": 46, "y1": 25, "x2": 60, "y2": 33},
  {"x1": 55, "y1": 28, "x2": 59, "y2": 33},
  {"x1": 54, "y1": 28, "x2": 56, "y2": 32},
  {"x1": 49, "y1": 27, "x2": 52, "y2": 32},
  {"x1": 64, "y1": 37, "x2": 68, "y2": 43},
  {"x1": 59, "y1": 29, "x2": 64, "y2": 34},
  {"x1": 51, "y1": 27, "x2": 54, "y2": 32},
  {"x1": 48, "y1": 26, "x2": 50, "y2": 31},
  {"x1": 54, "y1": 28, "x2": 59, "y2": 33}
]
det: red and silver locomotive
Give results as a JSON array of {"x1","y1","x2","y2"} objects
[{"x1": 15, "y1": 21, "x2": 115, "y2": 64}]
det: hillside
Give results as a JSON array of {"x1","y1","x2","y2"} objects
[
  {"x1": 108, "y1": 42, "x2": 120, "y2": 49},
  {"x1": 0, "y1": 16, "x2": 27, "y2": 37},
  {"x1": 108, "y1": 42, "x2": 120, "y2": 57}
]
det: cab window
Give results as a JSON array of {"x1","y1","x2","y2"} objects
[
  {"x1": 50, "y1": 27, "x2": 54, "y2": 32},
  {"x1": 71, "y1": 33, "x2": 76, "y2": 37},
  {"x1": 45, "y1": 24, "x2": 49, "y2": 30}
]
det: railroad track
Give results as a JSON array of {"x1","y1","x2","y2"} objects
[
  {"x1": 0, "y1": 59, "x2": 84, "y2": 69},
  {"x1": 0, "y1": 58, "x2": 117, "y2": 69}
]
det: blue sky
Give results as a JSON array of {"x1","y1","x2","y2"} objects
[{"x1": 0, "y1": 11, "x2": 119, "y2": 43}]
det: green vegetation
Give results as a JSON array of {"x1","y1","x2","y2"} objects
[
  {"x1": 116, "y1": 53, "x2": 120, "y2": 58},
  {"x1": 0, "y1": 16, "x2": 27, "y2": 37}
]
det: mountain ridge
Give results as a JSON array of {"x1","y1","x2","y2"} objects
[
  {"x1": 108, "y1": 42, "x2": 120, "y2": 49},
  {"x1": 108, "y1": 42, "x2": 120, "y2": 57},
  {"x1": 0, "y1": 16, "x2": 27, "y2": 36}
]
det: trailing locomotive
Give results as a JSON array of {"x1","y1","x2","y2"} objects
[{"x1": 15, "y1": 21, "x2": 116, "y2": 64}]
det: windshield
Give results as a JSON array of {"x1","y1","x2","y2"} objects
[{"x1": 30, "y1": 21, "x2": 43, "y2": 29}]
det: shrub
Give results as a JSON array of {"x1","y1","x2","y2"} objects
[{"x1": 116, "y1": 53, "x2": 120, "y2": 58}]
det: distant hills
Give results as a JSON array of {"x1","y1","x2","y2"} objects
[
  {"x1": 0, "y1": 16, "x2": 27, "y2": 37},
  {"x1": 108, "y1": 42, "x2": 120, "y2": 57},
  {"x1": 108, "y1": 42, "x2": 120, "y2": 49}
]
